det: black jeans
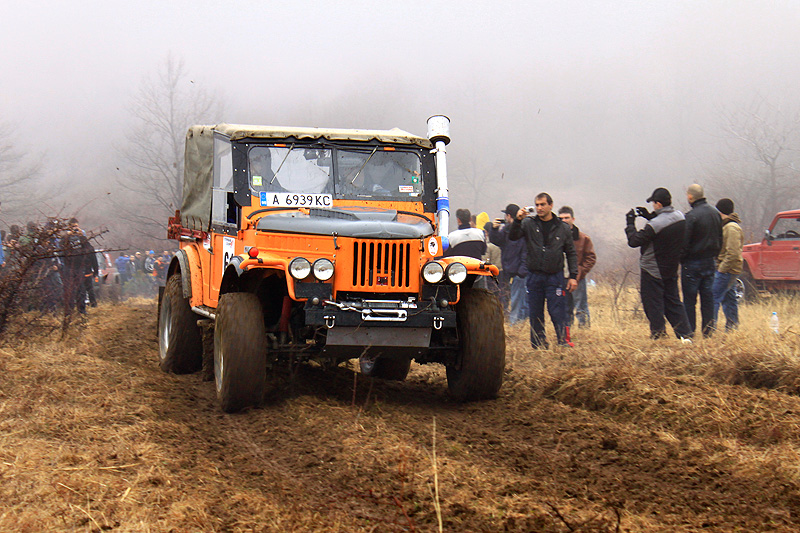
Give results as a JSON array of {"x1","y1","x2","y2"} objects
[
  {"x1": 640, "y1": 270, "x2": 692, "y2": 339},
  {"x1": 681, "y1": 258, "x2": 716, "y2": 337}
]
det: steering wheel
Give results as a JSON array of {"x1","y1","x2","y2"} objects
[{"x1": 784, "y1": 229, "x2": 800, "y2": 238}]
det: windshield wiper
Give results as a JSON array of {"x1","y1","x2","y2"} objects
[
  {"x1": 350, "y1": 146, "x2": 378, "y2": 184},
  {"x1": 269, "y1": 143, "x2": 295, "y2": 185}
]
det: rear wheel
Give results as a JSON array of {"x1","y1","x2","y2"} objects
[
  {"x1": 214, "y1": 292, "x2": 268, "y2": 413},
  {"x1": 446, "y1": 287, "x2": 506, "y2": 401},
  {"x1": 739, "y1": 268, "x2": 760, "y2": 302},
  {"x1": 158, "y1": 274, "x2": 202, "y2": 373},
  {"x1": 359, "y1": 356, "x2": 412, "y2": 381}
]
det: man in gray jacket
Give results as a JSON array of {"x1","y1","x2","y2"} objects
[{"x1": 626, "y1": 188, "x2": 692, "y2": 341}]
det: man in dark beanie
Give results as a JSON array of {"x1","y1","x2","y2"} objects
[
  {"x1": 626, "y1": 187, "x2": 693, "y2": 341},
  {"x1": 712, "y1": 198, "x2": 743, "y2": 331}
]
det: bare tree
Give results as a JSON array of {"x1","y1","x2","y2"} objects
[
  {"x1": 0, "y1": 123, "x2": 40, "y2": 221},
  {"x1": 593, "y1": 241, "x2": 639, "y2": 325},
  {"x1": 706, "y1": 97, "x2": 800, "y2": 238},
  {"x1": 116, "y1": 56, "x2": 223, "y2": 241},
  {"x1": 448, "y1": 156, "x2": 504, "y2": 216}
]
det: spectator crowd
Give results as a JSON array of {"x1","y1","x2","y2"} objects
[
  {"x1": 0, "y1": 217, "x2": 176, "y2": 317},
  {"x1": 448, "y1": 183, "x2": 743, "y2": 349}
]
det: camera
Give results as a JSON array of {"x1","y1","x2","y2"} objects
[{"x1": 524, "y1": 205, "x2": 536, "y2": 216}]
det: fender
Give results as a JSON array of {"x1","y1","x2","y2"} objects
[
  {"x1": 170, "y1": 246, "x2": 204, "y2": 304},
  {"x1": 741, "y1": 254, "x2": 761, "y2": 280},
  {"x1": 219, "y1": 254, "x2": 292, "y2": 297}
]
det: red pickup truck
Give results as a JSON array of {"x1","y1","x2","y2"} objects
[{"x1": 741, "y1": 209, "x2": 800, "y2": 298}]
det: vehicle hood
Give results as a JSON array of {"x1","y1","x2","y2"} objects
[{"x1": 255, "y1": 207, "x2": 434, "y2": 239}]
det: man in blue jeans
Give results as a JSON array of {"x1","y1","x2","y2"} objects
[
  {"x1": 489, "y1": 204, "x2": 529, "y2": 325},
  {"x1": 681, "y1": 184, "x2": 722, "y2": 338},
  {"x1": 558, "y1": 206, "x2": 596, "y2": 329},
  {"x1": 712, "y1": 198, "x2": 743, "y2": 330},
  {"x1": 509, "y1": 193, "x2": 577, "y2": 348}
]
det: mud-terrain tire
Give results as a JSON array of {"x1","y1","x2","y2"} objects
[
  {"x1": 158, "y1": 274, "x2": 202, "y2": 374},
  {"x1": 214, "y1": 292, "x2": 268, "y2": 413},
  {"x1": 446, "y1": 287, "x2": 506, "y2": 401},
  {"x1": 360, "y1": 356, "x2": 412, "y2": 381}
]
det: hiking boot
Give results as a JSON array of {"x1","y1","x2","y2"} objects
[{"x1": 555, "y1": 325, "x2": 573, "y2": 347}]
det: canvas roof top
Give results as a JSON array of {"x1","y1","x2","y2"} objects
[{"x1": 211, "y1": 123, "x2": 433, "y2": 149}]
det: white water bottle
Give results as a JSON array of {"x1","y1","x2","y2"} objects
[{"x1": 770, "y1": 312, "x2": 779, "y2": 334}]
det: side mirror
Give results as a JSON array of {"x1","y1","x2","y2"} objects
[{"x1": 765, "y1": 229, "x2": 773, "y2": 245}]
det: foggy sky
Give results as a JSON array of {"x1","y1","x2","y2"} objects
[{"x1": 3, "y1": 0, "x2": 800, "y2": 246}]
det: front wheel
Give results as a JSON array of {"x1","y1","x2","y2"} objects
[
  {"x1": 158, "y1": 274, "x2": 202, "y2": 373},
  {"x1": 446, "y1": 287, "x2": 506, "y2": 401},
  {"x1": 214, "y1": 292, "x2": 268, "y2": 413}
]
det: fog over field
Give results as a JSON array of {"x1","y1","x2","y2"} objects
[{"x1": 2, "y1": 0, "x2": 800, "y2": 250}]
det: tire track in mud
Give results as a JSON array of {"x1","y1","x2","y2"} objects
[{"x1": 80, "y1": 304, "x2": 800, "y2": 531}]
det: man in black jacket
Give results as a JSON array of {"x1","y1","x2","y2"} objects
[
  {"x1": 626, "y1": 187, "x2": 693, "y2": 340},
  {"x1": 681, "y1": 184, "x2": 722, "y2": 337},
  {"x1": 509, "y1": 192, "x2": 577, "y2": 348}
]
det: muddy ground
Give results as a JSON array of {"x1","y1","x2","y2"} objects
[{"x1": 2, "y1": 301, "x2": 800, "y2": 531}]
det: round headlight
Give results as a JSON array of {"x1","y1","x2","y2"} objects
[
  {"x1": 312, "y1": 258, "x2": 334, "y2": 281},
  {"x1": 289, "y1": 257, "x2": 311, "y2": 280},
  {"x1": 445, "y1": 262, "x2": 468, "y2": 284},
  {"x1": 422, "y1": 261, "x2": 444, "y2": 283}
]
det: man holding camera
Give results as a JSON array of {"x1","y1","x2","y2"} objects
[
  {"x1": 509, "y1": 193, "x2": 577, "y2": 348},
  {"x1": 489, "y1": 204, "x2": 529, "y2": 325},
  {"x1": 625, "y1": 187, "x2": 693, "y2": 341}
]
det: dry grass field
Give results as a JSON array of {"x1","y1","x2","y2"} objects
[{"x1": 2, "y1": 287, "x2": 800, "y2": 532}]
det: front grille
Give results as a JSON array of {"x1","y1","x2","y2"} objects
[{"x1": 352, "y1": 241, "x2": 412, "y2": 288}]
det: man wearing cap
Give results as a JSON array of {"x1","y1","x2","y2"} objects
[
  {"x1": 510, "y1": 192, "x2": 577, "y2": 348},
  {"x1": 490, "y1": 203, "x2": 529, "y2": 324},
  {"x1": 626, "y1": 187, "x2": 693, "y2": 340},
  {"x1": 712, "y1": 198, "x2": 743, "y2": 331},
  {"x1": 680, "y1": 184, "x2": 723, "y2": 337}
]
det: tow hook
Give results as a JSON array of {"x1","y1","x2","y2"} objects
[
  {"x1": 433, "y1": 316, "x2": 444, "y2": 330},
  {"x1": 324, "y1": 315, "x2": 336, "y2": 329}
]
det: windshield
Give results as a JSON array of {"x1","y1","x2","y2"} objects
[
  {"x1": 249, "y1": 146, "x2": 333, "y2": 194},
  {"x1": 336, "y1": 149, "x2": 422, "y2": 198},
  {"x1": 248, "y1": 145, "x2": 422, "y2": 201},
  {"x1": 771, "y1": 217, "x2": 800, "y2": 240}
]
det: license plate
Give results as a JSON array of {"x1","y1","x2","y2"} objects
[{"x1": 260, "y1": 192, "x2": 333, "y2": 208}]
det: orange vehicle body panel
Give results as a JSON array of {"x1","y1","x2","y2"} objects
[{"x1": 178, "y1": 195, "x2": 497, "y2": 309}]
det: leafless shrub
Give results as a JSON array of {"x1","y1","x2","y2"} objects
[{"x1": 0, "y1": 218, "x2": 106, "y2": 338}]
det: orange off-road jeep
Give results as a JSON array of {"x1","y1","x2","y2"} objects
[{"x1": 158, "y1": 116, "x2": 505, "y2": 412}]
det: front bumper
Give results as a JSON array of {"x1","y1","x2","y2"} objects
[{"x1": 304, "y1": 300, "x2": 456, "y2": 330}]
